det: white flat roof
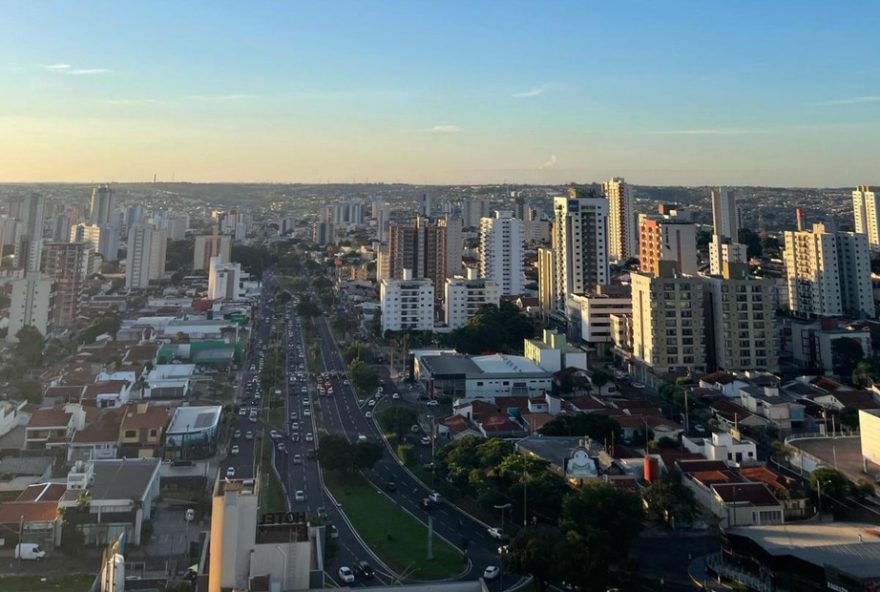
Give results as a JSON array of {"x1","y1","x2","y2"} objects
[
  {"x1": 167, "y1": 405, "x2": 222, "y2": 433},
  {"x1": 471, "y1": 354, "x2": 546, "y2": 374}
]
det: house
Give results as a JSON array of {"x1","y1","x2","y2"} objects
[
  {"x1": 0, "y1": 457, "x2": 54, "y2": 492},
  {"x1": 164, "y1": 406, "x2": 222, "y2": 460},
  {"x1": 143, "y1": 364, "x2": 195, "y2": 399},
  {"x1": 25, "y1": 407, "x2": 79, "y2": 450},
  {"x1": 43, "y1": 385, "x2": 86, "y2": 405},
  {"x1": 739, "y1": 465, "x2": 811, "y2": 520},
  {"x1": 517, "y1": 436, "x2": 601, "y2": 487},
  {"x1": 57, "y1": 458, "x2": 161, "y2": 546},
  {"x1": 811, "y1": 390, "x2": 880, "y2": 412},
  {"x1": 0, "y1": 401, "x2": 26, "y2": 439},
  {"x1": 709, "y1": 399, "x2": 771, "y2": 430},
  {"x1": 68, "y1": 408, "x2": 123, "y2": 462},
  {"x1": 82, "y1": 380, "x2": 132, "y2": 409},
  {"x1": 738, "y1": 387, "x2": 805, "y2": 432},
  {"x1": 682, "y1": 430, "x2": 758, "y2": 468},
  {"x1": 0, "y1": 483, "x2": 66, "y2": 549},
  {"x1": 711, "y1": 482, "x2": 785, "y2": 528},
  {"x1": 118, "y1": 403, "x2": 170, "y2": 458},
  {"x1": 437, "y1": 415, "x2": 483, "y2": 440}
]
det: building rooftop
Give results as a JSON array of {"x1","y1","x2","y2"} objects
[
  {"x1": 72, "y1": 409, "x2": 123, "y2": 444},
  {"x1": 61, "y1": 458, "x2": 160, "y2": 502},
  {"x1": 471, "y1": 353, "x2": 546, "y2": 374},
  {"x1": 27, "y1": 408, "x2": 72, "y2": 429},
  {"x1": 0, "y1": 500, "x2": 59, "y2": 524},
  {"x1": 167, "y1": 405, "x2": 222, "y2": 434},
  {"x1": 0, "y1": 456, "x2": 53, "y2": 476},
  {"x1": 420, "y1": 354, "x2": 482, "y2": 376},
  {"x1": 16, "y1": 482, "x2": 67, "y2": 502},
  {"x1": 119, "y1": 404, "x2": 170, "y2": 431},
  {"x1": 713, "y1": 482, "x2": 779, "y2": 506}
]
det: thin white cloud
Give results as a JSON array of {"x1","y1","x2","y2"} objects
[
  {"x1": 643, "y1": 128, "x2": 770, "y2": 136},
  {"x1": 44, "y1": 64, "x2": 71, "y2": 71},
  {"x1": 513, "y1": 87, "x2": 545, "y2": 98},
  {"x1": 538, "y1": 154, "x2": 558, "y2": 170},
  {"x1": 430, "y1": 125, "x2": 460, "y2": 133},
  {"x1": 103, "y1": 98, "x2": 161, "y2": 105},
  {"x1": 816, "y1": 95, "x2": 880, "y2": 106},
  {"x1": 67, "y1": 68, "x2": 111, "y2": 75},
  {"x1": 185, "y1": 94, "x2": 257, "y2": 101}
]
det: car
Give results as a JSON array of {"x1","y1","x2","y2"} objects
[
  {"x1": 487, "y1": 527, "x2": 505, "y2": 540},
  {"x1": 483, "y1": 566, "x2": 500, "y2": 581},
  {"x1": 327, "y1": 524, "x2": 339, "y2": 539},
  {"x1": 233, "y1": 429, "x2": 241, "y2": 439},
  {"x1": 290, "y1": 412, "x2": 298, "y2": 420},
  {"x1": 377, "y1": 386, "x2": 384, "y2": 393},
  {"x1": 421, "y1": 436, "x2": 432, "y2": 446},
  {"x1": 426, "y1": 400, "x2": 439, "y2": 407},
  {"x1": 245, "y1": 430, "x2": 254, "y2": 440},
  {"x1": 385, "y1": 481, "x2": 397, "y2": 492},
  {"x1": 303, "y1": 409, "x2": 311, "y2": 417},
  {"x1": 420, "y1": 498, "x2": 435, "y2": 511},
  {"x1": 694, "y1": 424, "x2": 707, "y2": 434},
  {"x1": 428, "y1": 492, "x2": 441, "y2": 503},
  {"x1": 249, "y1": 415, "x2": 257, "y2": 423},
  {"x1": 291, "y1": 433, "x2": 301, "y2": 443},
  {"x1": 293, "y1": 454, "x2": 302, "y2": 464},
  {"x1": 239, "y1": 408, "x2": 247, "y2": 416},
  {"x1": 365, "y1": 411, "x2": 373, "y2": 418},
  {"x1": 391, "y1": 393, "x2": 400, "y2": 400},
  {"x1": 305, "y1": 433, "x2": 314, "y2": 442},
  {"x1": 338, "y1": 567, "x2": 355, "y2": 584},
  {"x1": 277, "y1": 442, "x2": 286, "y2": 452},
  {"x1": 295, "y1": 490, "x2": 306, "y2": 502},
  {"x1": 367, "y1": 399, "x2": 376, "y2": 407},
  {"x1": 270, "y1": 430, "x2": 281, "y2": 440},
  {"x1": 226, "y1": 467, "x2": 236, "y2": 478},
  {"x1": 498, "y1": 545, "x2": 509, "y2": 555},
  {"x1": 317, "y1": 506, "x2": 327, "y2": 518},
  {"x1": 230, "y1": 445, "x2": 240, "y2": 455},
  {"x1": 631, "y1": 382, "x2": 646, "y2": 389},
  {"x1": 302, "y1": 398, "x2": 310, "y2": 406},
  {"x1": 355, "y1": 561, "x2": 375, "y2": 579}
]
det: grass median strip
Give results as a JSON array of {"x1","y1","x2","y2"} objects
[
  {"x1": 259, "y1": 434, "x2": 288, "y2": 513},
  {"x1": 323, "y1": 470, "x2": 465, "y2": 580},
  {"x1": 0, "y1": 574, "x2": 95, "y2": 592}
]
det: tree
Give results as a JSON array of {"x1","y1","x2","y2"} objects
[
  {"x1": 352, "y1": 441, "x2": 383, "y2": 470},
  {"x1": 165, "y1": 239, "x2": 194, "y2": 273},
  {"x1": 376, "y1": 406, "x2": 418, "y2": 440},
  {"x1": 444, "y1": 301, "x2": 534, "y2": 355},
  {"x1": 348, "y1": 359, "x2": 379, "y2": 396},
  {"x1": 15, "y1": 325, "x2": 45, "y2": 367},
  {"x1": 839, "y1": 407, "x2": 860, "y2": 431},
  {"x1": 738, "y1": 228, "x2": 763, "y2": 259},
  {"x1": 342, "y1": 341, "x2": 367, "y2": 364},
  {"x1": 561, "y1": 481, "x2": 644, "y2": 559},
  {"x1": 311, "y1": 275, "x2": 332, "y2": 290},
  {"x1": 761, "y1": 235, "x2": 781, "y2": 256},
  {"x1": 589, "y1": 370, "x2": 612, "y2": 392},
  {"x1": 11, "y1": 378, "x2": 42, "y2": 404},
  {"x1": 296, "y1": 298, "x2": 321, "y2": 317},
  {"x1": 852, "y1": 360, "x2": 878, "y2": 388},
  {"x1": 540, "y1": 413, "x2": 621, "y2": 443},
  {"x1": 642, "y1": 472, "x2": 698, "y2": 526},
  {"x1": 503, "y1": 526, "x2": 561, "y2": 592},
  {"x1": 696, "y1": 230, "x2": 712, "y2": 249},
  {"x1": 77, "y1": 314, "x2": 121, "y2": 345},
  {"x1": 831, "y1": 337, "x2": 864, "y2": 379},
  {"x1": 810, "y1": 467, "x2": 850, "y2": 501},
  {"x1": 318, "y1": 435, "x2": 356, "y2": 473}
]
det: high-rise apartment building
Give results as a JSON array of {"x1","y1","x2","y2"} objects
[
  {"x1": 439, "y1": 215, "x2": 463, "y2": 278},
  {"x1": 386, "y1": 217, "x2": 457, "y2": 298},
  {"x1": 193, "y1": 233, "x2": 233, "y2": 271},
  {"x1": 784, "y1": 222, "x2": 874, "y2": 319},
  {"x1": 479, "y1": 210, "x2": 523, "y2": 296},
  {"x1": 630, "y1": 266, "x2": 706, "y2": 377},
  {"x1": 537, "y1": 247, "x2": 556, "y2": 314},
  {"x1": 41, "y1": 241, "x2": 91, "y2": 329},
  {"x1": 380, "y1": 270, "x2": 434, "y2": 333},
  {"x1": 709, "y1": 188, "x2": 748, "y2": 275},
  {"x1": 70, "y1": 223, "x2": 120, "y2": 262},
  {"x1": 444, "y1": 269, "x2": 501, "y2": 329},
  {"x1": 551, "y1": 190, "x2": 609, "y2": 310},
  {"x1": 207, "y1": 255, "x2": 242, "y2": 300},
  {"x1": 462, "y1": 199, "x2": 490, "y2": 228},
  {"x1": 566, "y1": 284, "x2": 633, "y2": 358},
  {"x1": 88, "y1": 185, "x2": 116, "y2": 226},
  {"x1": 602, "y1": 177, "x2": 636, "y2": 262},
  {"x1": 7, "y1": 274, "x2": 54, "y2": 343},
  {"x1": 372, "y1": 201, "x2": 390, "y2": 242},
  {"x1": 125, "y1": 225, "x2": 167, "y2": 290},
  {"x1": 704, "y1": 263, "x2": 778, "y2": 373},
  {"x1": 12, "y1": 193, "x2": 45, "y2": 272},
  {"x1": 638, "y1": 205, "x2": 697, "y2": 277},
  {"x1": 853, "y1": 185, "x2": 880, "y2": 251}
]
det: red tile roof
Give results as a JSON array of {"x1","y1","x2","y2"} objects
[
  {"x1": 833, "y1": 390, "x2": 880, "y2": 410},
  {"x1": 713, "y1": 482, "x2": 780, "y2": 506},
  {"x1": 27, "y1": 408, "x2": 72, "y2": 429},
  {"x1": 43, "y1": 385, "x2": 85, "y2": 402},
  {"x1": 676, "y1": 459, "x2": 730, "y2": 474},
  {"x1": 119, "y1": 404, "x2": 170, "y2": 431},
  {"x1": 15, "y1": 483, "x2": 66, "y2": 503},
  {"x1": 82, "y1": 380, "x2": 131, "y2": 397},
  {"x1": 700, "y1": 371, "x2": 736, "y2": 385},
  {"x1": 568, "y1": 396, "x2": 607, "y2": 411},
  {"x1": 72, "y1": 409, "x2": 124, "y2": 444},
  {"x1": 0, "y1": 501, "x2": 59, "y2": 524}
]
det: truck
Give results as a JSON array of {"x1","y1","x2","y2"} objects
[{"x1": 14, "y1": 543, "x2": 46, "y2": 560}]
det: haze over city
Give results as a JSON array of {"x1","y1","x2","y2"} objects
[{"x1": 2, "y1": 1, "x2": 879, "y2": 186}]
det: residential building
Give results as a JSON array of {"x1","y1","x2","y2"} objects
[
  {"x1": 0, "y1": 482, "x2": 66, "y2": 549},
  {"x1": 524, "y1": 328, "x2": 587, "y2": 373},
  {"x1": 630, "y1": 266, "x2": 706, "y2": 379},
  {"x1": 164, "y1": 406, "x2": 222, "y2": 460},
  {"x1": 208, "y1": 478, "x2": 325, "y2": 592},
  {"x1": 479, "y1": 210, "x2": 524, "y2": 296},
  {"x1": 7, "y1": 273, "x2": 54, "y2": 342},
  {"x1": 118, "y1": 403, "x2": 170, "y2": 458},
  {"x1": 70, "y1": 222, "x2": 120, "y2": 262},
  {"x1": 711, "y1": 187, "x2": 740, "y2": 240},
  {"x1": 193, "y1": 232, "x2": 233, "y2": 271},
  {"x1": 462, "y1": 199, "x2": 490, "y2": 228},
  {"x1": 444, "y1": 270, "x2": 500, "y2": 329},
  {"x1": 372, "y1": 201, "x2": 390, "y2": 242},
  {"x1": 88, "y1": 184, "x2": 116, "y2": 226},
  {"x1": 58, "y1": 459, "x2": 161, "y2": 546},
  {"x1": 537, "y1": 246, "x2": 555, "y2": 314},
  {"x1": 703, "y1": 263, "x2": 778, "y2": 373},
  {"x1": 439, "y1": 214, "x2": 463, "y2": 278},
  {"x1": 523, "y1": 207, "x2": 551, "y2": 245},
  {"x1": 551, "y1": 190, "x2": 609, "y2": 310},
  {"x1": 682, "y1": 430, "x2": 757, "y2": 467},
  {"x1": 638, "y1": 204, "x2": 698, "y2": 277},
  {"x1": 68, "y1": 409, "x2": 123, "y2": 462},
  {"x1": 602, "y1": 177, "x2": 635, "y2": 262},
  {"x1": 125, "y1": 225, "x2": 167, "y2": 290},
  {"x1": 41, "y1": 241, "x2": 91, "y2": 330},
  {"x1": 25, "y1": 406, "x2": 78, "y2": 450},
  {"x1": 708, "y1": 236, "x2": 748, "y2": 276},
  {"x1": 790, "y1": 318, "x2": 873, "y2": 373},
  {"x1": 379, "y1": 270, "x2": 434, "y2": 333},
  {"x1": 784, "y1": 222, "x2": 874, "y2": 318},
  {"x1": 208, "y1": 255, "x2": 242, "y2": 300},
  {"x1": 566, "y1": 284, "x2": 632, "y2": 358},
  {"x1": 387, "y1": 217, "x2": 456, "y2": 297},
  {"x1": 853, "y1": 185, "x2": 880, "y2": 250},
  {"x1": 12, "y1": 192, "x2": 45, "y2": 272}
]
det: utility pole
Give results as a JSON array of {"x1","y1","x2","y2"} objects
[{"x1": 427, "y1": 515, "x2": 434, "y2": 560}]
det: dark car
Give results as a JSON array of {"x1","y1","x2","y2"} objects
[
  {"x1": 355, "y1": 561, "x2": 375, "y2": 579},
  {"x1": 385, "y1": 481, "x2": 397, "y2": 492},
  {"x1": 306, "y1": 449, "x2": 316, "y2": 460},
  {"x1": 420, "y1": 498, "x2": 435, "y2": 511}
]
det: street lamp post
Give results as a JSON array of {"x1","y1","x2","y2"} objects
[{"x1": 494, "y1": 503, "x2": 512, "y2": 590}]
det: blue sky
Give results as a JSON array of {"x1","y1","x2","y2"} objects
[{"x1": 1, "y1": 1, "x2": 878, "y2": 185}]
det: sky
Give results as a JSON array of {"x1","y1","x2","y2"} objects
[{"x1": 1, "y1": 1, "x2": 879, "y2": 186}]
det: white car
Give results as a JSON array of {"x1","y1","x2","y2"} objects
[
  {"x1": 230, "y1": 445, "x2": 240, "y2": 455},
  {"x1": 365, "y1": 411, "x2": 373, "y2": 418},
  {"x1": 367, "y1": 399, "x2": 376, "y2": 407},
  {"x1": 487, "y1": 527, "x2": 505, "y2": 540},
  {"x1": 338, "y1": 566, "x2": 355, "y2": 584},
  {"x1": 305, "y1": 433, "x2": 314, "y2": 442},
  {"x1": 426, "y1": 400, "x2": 439, "y2": 407},
  {"x1": 226, "y1": 467, "x2": 236, "y2": 478},
  {"x1": 428, "y1": 492, "x2": 441, "y2": 503},
  {"x1": 631, "y1": 382, "x2": 646, "y2": 389},
  {"x1": 483, "y1": 566, "x2": 500, "y2": 580},
  {"x1": 295, "y1": 490, "x2": 306, "y2": 502},
  {"x1": 391, "y1": 393, "x2": 400, "y2": 400}
]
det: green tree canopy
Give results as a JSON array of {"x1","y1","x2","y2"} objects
[
  {"x1": 348, "y1": 359, "x2": 379, "y2": 396},
  {"x1": 444, "y1": 301, "x2": 535, "y2": 355},
  {"x1": 540, "y1": 413, "x2": 622, "y2": 443},
  {"x1": 561, "y1": 481, "x2": 644, "y2": 559},
  {"x1": 296, "y1": 297, "x2": 321, "y2": 317},
  {"x1": 15, "y1": 325, "x2": 45, "y2": 367},
  {"x1": 376, "y1": 406, "x2": 419, "y2": 440},
  {"x1": 810, "y1": 467, "x2": 850, "y2": 501},
  {"x1": 832, "y1": 337, "x2": 864, "y2": 379},
  {"x1": 642, "y1": 472, "x2": 698, "y2": 526},
  {"x1": 503, "y1": 526, "x2": 562, "y2": 592},
  {"x1": 738, "y1": 228, "x2": 763, "y2": 259}
]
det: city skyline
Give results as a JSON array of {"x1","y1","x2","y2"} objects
[{"x1": 1, "y1": 1, "x2": 879, "y2": 185}]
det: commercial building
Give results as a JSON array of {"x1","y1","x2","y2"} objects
[
  {"x1": 41, "y1": 241, "x2": 91, "y2": 330},
  {"x1": 784, "y1": 222, "x2": 874, "y2": 318},
  {"x1": 7, "y1": 273, "x2": 54, "y2": 342},
  {"x1": 207, "y1": 478, "x2": 325, "y2": 592},
  {"x1": 523, "y1": 328, "x2": 587, "y2": 373},
  {"x1": 207, "y1": 255, "x2": 242, "y2": 301},
  {"x1": 602, "y1": 177, "x2": 635, "y2": 262},
  {"x1": 479, "y1": 210, "x2": 524, "y2": 296},
  {"x1": 859, "y1": 409, "x2": 880, "y2": 467},
  {"x1": 70, "y1": 223, "x2": 120, "y2": 262},
  {"x1": 638, "y1": 204, "x2": 698, "y2": 277},
  {"x1": 379, "y1": 270, "x2": 435, "y2": 333},
  {"x1": 630, "y1": 265, "x2": 706, "y2": 379},
  {"x1": 414, "y1": 351, "x2": 552, "y2": 400},
  {"x1": 551, "y1": 189, "x2": 609, "y2": 311},
  {"x1": 853, "y1": 185, "x2": 880, "y2": 251},
  {"x1": 164, "y1": 405, "x2": 222, "y2": 460},
  {"x1": 443, "y1": 270, "x2": 500, "y2": 329},
  {"x1": 125, "y1": 225, "x2": 167, "y2": 290},
  {"x1": 704, "y1": 263, "x2": 778, "y2": 373},
  {"x1": 566, "y1": 284, "x2": 632, "y2": 358},
  {"x1": 193, "y1": 232, "x2": 233, "y2": 271}
]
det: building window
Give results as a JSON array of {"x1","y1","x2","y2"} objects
[{"x1": 124, "y1": 430, "x2": 137, "y2": 439}]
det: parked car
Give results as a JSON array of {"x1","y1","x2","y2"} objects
[
  {"x1": 338, "y1": 567, "x2": 355, "y2": 584},
  {"x1": 355, "y1": 561, "x2": 375, "y2": 579},
  {"x1": 14, "y1": 543, "x2": 45, "y2": 560},
  {"x1": 631, "y1": 382, "x2": 646, "y2": 389},
  {"x1": 305, "y1": 433, "x2": 314, "y2": 442}
]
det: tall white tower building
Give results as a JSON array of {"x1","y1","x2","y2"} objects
[
  {"x1": 602, "y1": 177, "x2": 635, "y2": 262},
  {"x1": 709, "y1": 187, "x2": 748, "y2": 275},
  {"x1": 853, "y1": 185, "x2": 880, "y2": 251},
  {"x1": 551, "y1": 190, "x2": 609, "y2": 310},
  {"x1": 479, "y1": 210, "x2": 523, "y2": 296},
  {"x1": 125, "y1": 225, "x2": 167, "y2": 290}
]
